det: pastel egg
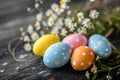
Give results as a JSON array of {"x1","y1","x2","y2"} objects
[
  {"x1": 71, "y1": 46, "x2": 95, "y2": 71},
  {"x1": 43, "y1": 42, "x2": 72, "y2": 68},
  {"x1": 33, "y1": 34, "x2": 60, "y2": 56},
  {"x1": 88, "y1": 34, "x2": 112, "y2": 59},
  {"x1": 62, "y1": 34, "x2": 87, "y2": 51}
]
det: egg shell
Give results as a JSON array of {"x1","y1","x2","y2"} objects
[
  {"x1": 62, "y1": 34, "x2": 87, "y2": 51},
  {"x1": 71, "y1": 46, "x2": 95, "y2": 71},
  {"x1": 33, "y1": 34, "x2": 60, "y2": 56},
  {"x1": 88, "y1": 34, "x2": 112, "y2": 59},
  {"x1": 43, "y1": 42, "x2": 72, "y2": 68}
]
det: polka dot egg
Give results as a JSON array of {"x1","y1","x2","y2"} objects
[
  {"x1": 43, "y1": 42, "x2": 72, "y2": 68},
  {"x1": 62, "y1": 34, "x2": 87, "y2": 51},
  {"x1": 71, "y1": 46, "x2": 95, "y2": 71},
  {"x1": 88, "y1": 34, "x2": 112, "y2": 59},
  {"x1": 33, "y1": 34, "x2": 60, "y2": 56}
]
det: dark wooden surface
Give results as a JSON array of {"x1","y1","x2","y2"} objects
[{"x1": 0, "y1": 0, "x2": 120, "y2": 80}]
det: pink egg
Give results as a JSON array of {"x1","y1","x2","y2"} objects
[{"x1": 62, "y1": 34, "x2": 87, "y2": 51}]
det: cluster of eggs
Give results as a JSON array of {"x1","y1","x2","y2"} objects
[{"x1": 33, "y1": 34, "x2": 112, "y2": 71}]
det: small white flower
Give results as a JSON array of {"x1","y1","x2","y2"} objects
[
  {"x1": 61, "y1": 0, "x2": 71, "y2": 3},
  {"x1": 27, "y1": 7, "x2": 31, "y2": 11},
  {"x1": 27, "y1": 25, "x2": 33, "y2": 34},
  {"x1": 67, "y1": 10, "x2": 71, "y2": 15},
  {"x1": 60, "y1": 3, "x2": 67, "y2": 12},
  {"x1": 23, "y1": 35, "x2": 30, "y2": 42},
  {"x1": 35, "y1": 3, "x2": 40, "y2": 8},
  {"x1": 51, "y1": 13, "x2": 58, "y2": 20},
  {"x1": 46, "y1": 9, "x2": 53, "y2": 17},
  {"x1": 82, "y1": 18, "x2": 91, "y2": 27},
  {"x1": 51, "y1": 3, "x2": 59, "y2": 13},
  {"x1": 20, "y1": 28, "x2": 23, "y2": 32},
  {"x1": 31, "y1": 32, "x2": 39, "y2": 41},
  {"x1": 40, "y1": 30, "x2": 45, "y2": 35},
  {"x1": 77, "y1": 12, "x2": 84, "y2": 21},
  {"x1": 47, "y1": 17, "x2": 54, "y2": 27},
  {"x1": 89, "y1": 9, "x2": 99, "y2": 19},
  {"x1": 42, "y1": 21, "x2": 47, "y2": 27},
  {"x1": 36, "y1": 13, "x2": 42, "y2": 21},
  {"x1": 91, "y1": 64, "x2": 97, "y2": 73},
  {"x1": 21, "y1": 32, "x2": 26, "y2": 36},
  {"x1": 24, "y1": 43, "x2": 31, "y2": 52},
  {"x1": 90, "y1": 0, "x2": 95, "y2": 2},
  {"x1": 106, "y1": 75, "x2": 112, "y2": 80},
  {"x1": 80, "y1": 27, "x2": 87, "y2": 34},
  {"x1": 61, "y1": 28, "x2": 68, "y2": 36},
  {"x1": 34, "y1": 22, "x2": 41, "y2": 30}
]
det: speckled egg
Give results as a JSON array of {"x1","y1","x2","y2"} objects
[
  {"x1": 62, "y1": 34, "x2": 87, "y2": 51},
  {"x1": 33, "y1": 34, "x2": 60, "y2": 56},
  {"x1": 88, "y1": 34, "x2": 112, "y2": 59},
  {"x1": 71, "y1": 46, "x2": 95, "y2": 71},
  {"x1": 43, "y1": 42, "x2": 72, "y2": 68}
]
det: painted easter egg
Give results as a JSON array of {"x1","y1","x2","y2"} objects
[
  {"x1": 62, "y1": 34, "x2": 87, "y2": 51},
  {"x1": 88, "y1": 34, "x2": 112, "y2": 59},
  {"x1": 43, "y1": 42, "x2": 72, "y2": 68},
  {"x1": 71, "y1": 46, "x2": 95, "y2": 71},
  {"x1": 33, "y1": 34, "x2": 60, "y2": 56}
]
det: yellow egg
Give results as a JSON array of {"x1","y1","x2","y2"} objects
[{"x1": 33, "y1": 34, "x2": 60, "y2": 56}]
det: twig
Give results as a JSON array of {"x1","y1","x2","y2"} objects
[
  {"x1": 105, "y1": 28, "x2": 117, "y2": 50},
  {"x1": 105, "y1": 28, "x2": 114, "y2": 38},
  {"x1": 8, "y1": 37, "x2": 30, "y2": 62}
]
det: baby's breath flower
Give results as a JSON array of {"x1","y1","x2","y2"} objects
[
  {"x1": 61, "y1": 28, "x2": 68, "y2": 36},
  {"x1": 82, "y1": 18, "x2": 91, "y2": 27},
  {"x1": 91, "y1": 64, "x2": 97, "y2": 73},
  {"x1": 77, "y1": 12, "x2": 84, "y2": 21},
  {"x1": 51, "y1": 3, "x2": 59, "y2": 13},
  {"x1": 31, "y1": 32, "x2": 39, "y2": 41},
  {"x1": 36, "y1": 13, "x2": 42, "y2": 21},
  {"x1": 24, "y1": 43, "x2": 31, "y2": 52},
  {"x1": 42, "y1": 21, "x2": 47, "y2": 27},
  {"x1": 46, "y1": 9, "x2": 53, "y2": 17},
  {"x1": 47, "y1": 17, "x2": 54, "y2": 27},
  {"x1": 23, "y1": 35, "x2": 30, "y2": 42},
  {"x1": 35, "y1": 3, "x2": 40, "y2": 8},
  {"x1": 21, "y1": 32, "x2": 26, "y2": 36},
  {"x1": 89, "y1": 9, "x2": 99, "y2": 19},
  {"x1": 67, "y1": 10, "x2": 71, "y2": 15},
  {"x1": 27, "y1": 7, "x2": 31, "y2": 12},
  {"x1": 85, "y1": 71, "x2": 90, "y2": 79},
  {"x1": 20, "y1": 28, "x2": 23, "y2": 32},
  {"x1": 27, "y1": 25, "x2": 33, "y2": 34},
  {"x1": 64, "y1": 17, "x2": 72, "y2": 27}
]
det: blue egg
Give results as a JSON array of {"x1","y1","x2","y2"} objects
[
  {"x1": 88, "y1": 34, "x2": 112, "y2": 59},
  {"x1": 43, "y1": 42, "x2": 72, "y2": 68}
]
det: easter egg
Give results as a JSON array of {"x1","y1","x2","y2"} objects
[
  {"x1": 33, "y1": 34, "x2": 60, "y2": 56},
  {"x1": 62, "y1": 34, "x2": 87, "y2": 51},
  {"x1": 71, "y1": 46, "x2": 95, "y2": 71},
  {"x1": 43, "y1": 42, "x2": 72, "y2": 68},
  {"x1": 88, "y1": 34, "x2": 112, "y2": 59}
]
